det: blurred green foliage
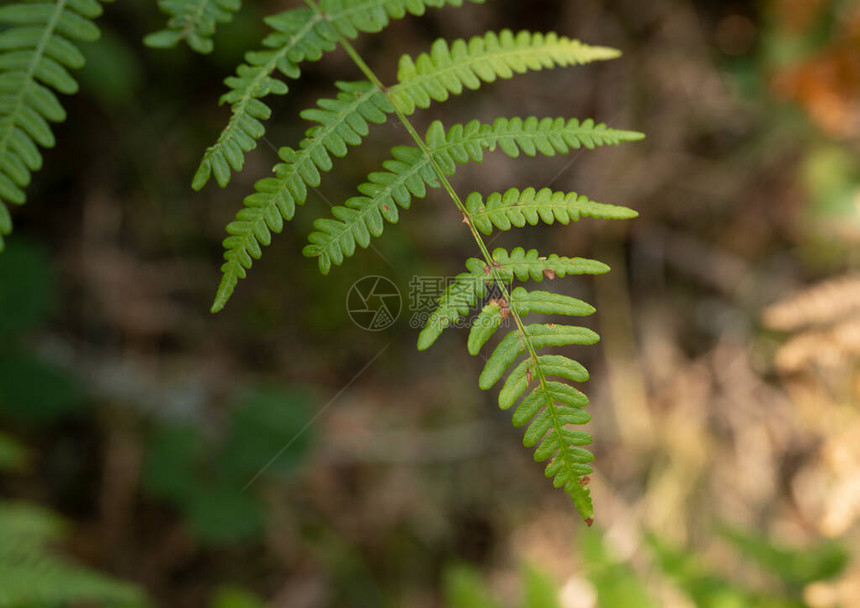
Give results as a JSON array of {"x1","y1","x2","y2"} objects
[
  {"x1": 0, "y1": 354, "x2": 87, "y2": 423},
  {"x1": 442, "y1": 562, "x2": 561, "y2": 608},
  {"x1": 210, "y1": 585, "x2": 267, "y2": 608},
  {"x1": 0, "y1": 434, "x2": 145, "y2": 608},
  {"x1": 438, "y1": 528, "x2": 851, "y2": 608},
  {"x1": 645, "y1": 527, "x2": 847, "y2": 608},
  {"x1": 0, "y1": 241, "x2": 87, "y2": 424},
  {"x1": 143, "y1": 386, "x2": 312, "y2": 544},
  {"x1": 0, "y1": 432, "x2": 28, "y2": 473},
  {"x1": 719, "y1": 525, "x2": 848, "y2": 590},
  {"x1": 444, "y1": 563, "x2": 497, "y2": 608},
  {"x1": 581, "y1": 532, "x2": 655, "y2": 608},
  {"x1": 80, "y1": 26, "x2": 143, "y2": 108},
  {"x1": 0, "y1": 241, "x2": 55, "y2": 340}
]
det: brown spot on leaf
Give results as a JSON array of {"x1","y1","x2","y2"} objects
[
  {"x1": 543, "y1": 268, "x2": 556, "y2": 280},
  {"x1": 499, "y1": 299, "x2": 510, "y2": 319}
]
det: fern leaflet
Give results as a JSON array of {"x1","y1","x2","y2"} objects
[
  {"x1": 145, "y1": 0, "x2": 241, "y2": 54},
  {"x1": 0, "y1": 0, "x2": 102, "y2": 252},
  {"x1": 391, "y1": 30, "x2": 619, "y2": 113},
  {"x1": 465, "y1": 187, "x2": 638, "y2": 234}
]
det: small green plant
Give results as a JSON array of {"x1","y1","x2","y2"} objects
[{"x1": 193, "y1": 0, "x2": 643, "y2": 524}]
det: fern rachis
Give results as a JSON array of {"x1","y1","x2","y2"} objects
[{"x1": 204, "y1": 0, "x2": 644, "y2": 523}]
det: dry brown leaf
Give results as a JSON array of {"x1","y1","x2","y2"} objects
[{"x1": 763, "y1": 275, "x2": 860, "y2": 331}]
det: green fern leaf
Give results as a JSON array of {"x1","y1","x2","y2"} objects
[
  {"x1": 478, "y1": 323, "x2": 599, "y2": 388},
  {"x1": 510, "y1": 287, "x2": 595, "y2": 317},
  {"x1": 499, "y1": 354, "x2": 589, "y2": 408},
  {"x1": 466, "y1": 286, "x2": 595, "y2": 354},
  {"x1": 0, "y1": 0, "x2": 102, "y2": 252},
  {"x1": 467, "y1": 300, "x2": 503, "y2": 356},
  {"x1": 194, "y1": 0, "x2": 487, "y2": 190},
  {"x1": 415, "y1": 257, "x2": 489, "y2": 350},
  {"x1": 465, "y1": 187, "x2": 637, "y2": 234},
  {"x1": 490, "y1": 246, "x2": 609, "y2": 282},
  {"x1": 145, "y1": 0, "x2": 241, "y2": 54},
  {"x1": 392, "y1": 30, "x2": 619, "y2": 113},
  {"x1": 301, "y1": 118, "x2": 641, "y2": 275}
]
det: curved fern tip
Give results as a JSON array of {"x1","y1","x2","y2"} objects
[
  {"x1": 416, "y1": 331, "x2": 435, "y2": 351},
  {"x1": 211, "y1": 277, "x2": 237, "y2": 313},
  {"x1": 192, "y1": 162, "x2": 211, "y2": 191}
]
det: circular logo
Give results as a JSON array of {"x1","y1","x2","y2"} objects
[{"x1": 346, "y1": 275, "x2": 402, "y2": 331}]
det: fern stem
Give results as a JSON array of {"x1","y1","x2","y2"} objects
[{"x1": 305, "y1": 0, "x2": 591, "y2": 519}]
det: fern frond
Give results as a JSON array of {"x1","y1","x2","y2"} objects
[
  {"x1": 417, "y1": 246, "x2": 608, "y2": 350},
  {"x1": 145, "y1": 0, "x2": 240, "y2": 54},
  {"x1": 0, "y1": 0, "x2": 102, "y2": 252},
  {"x1": 391, "y1": 30, "x2": 619, "y2": 113},
  {"x1": 465, "y1": 187, "x2": 637, "y2": 234},
  {"x1": 302, "y1": 117, "x2": 641, "y2": 274},
  {"x1": 193, "y1": 0, "x2": 487, "y2": 190}
]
